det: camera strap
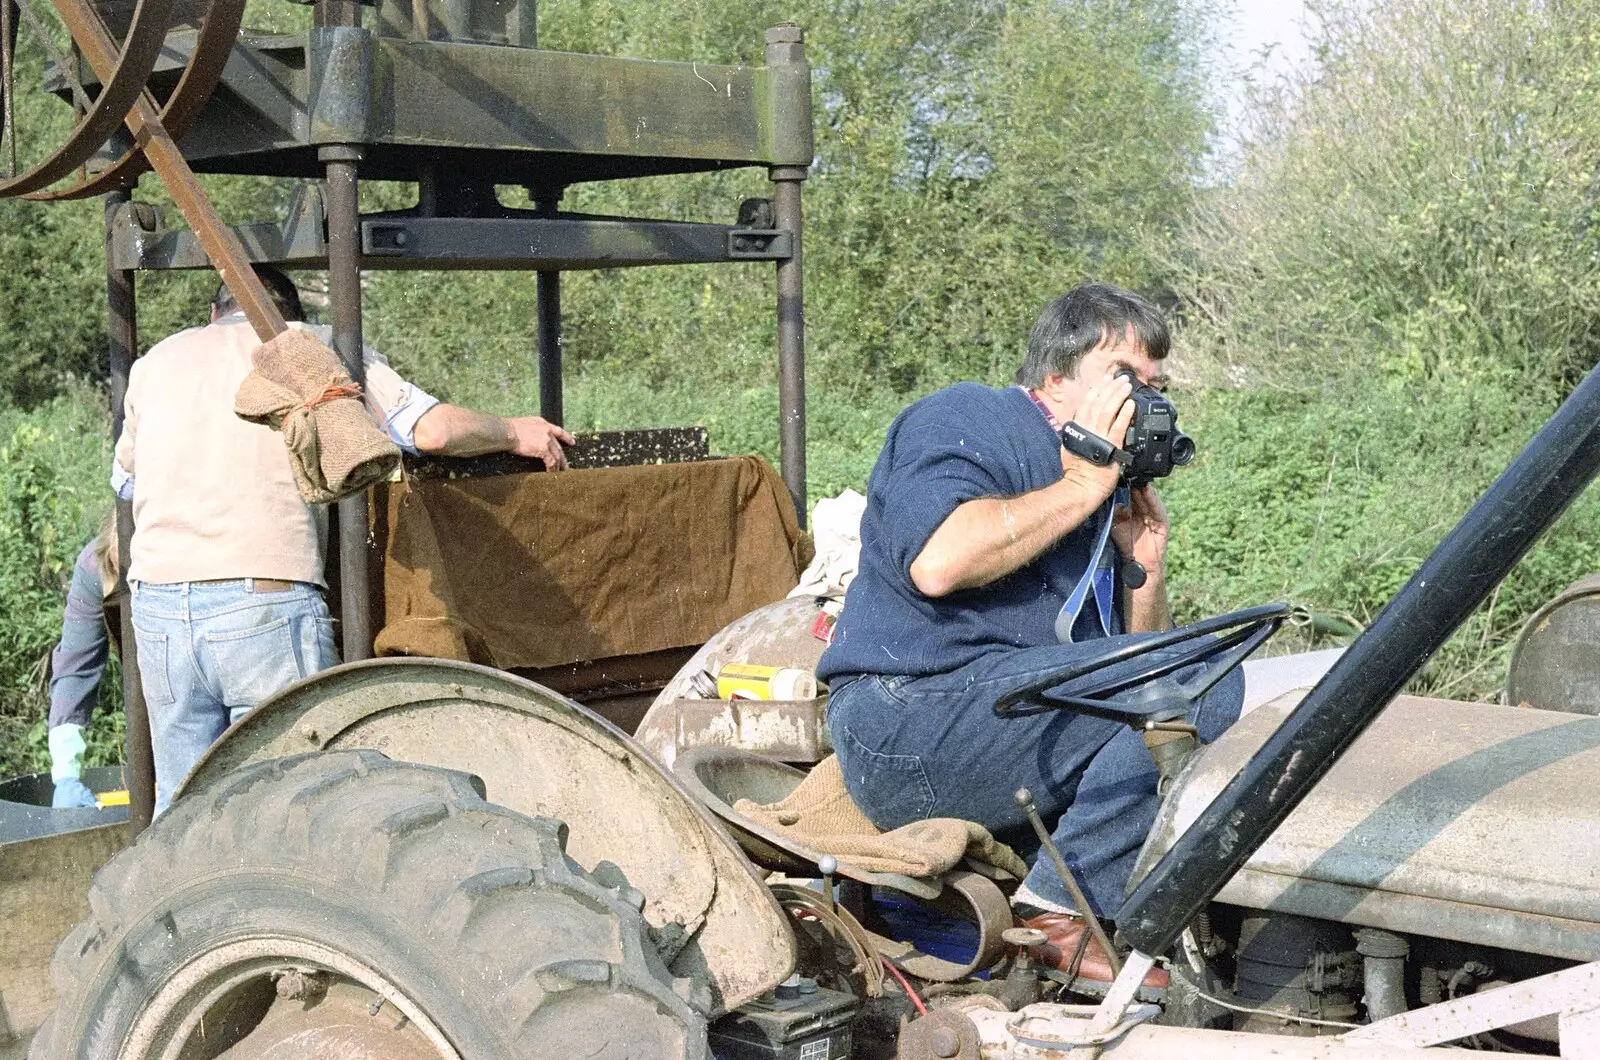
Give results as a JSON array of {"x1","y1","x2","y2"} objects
[
  {"x1": 1015, "y1": 388, "x2": 1127, "y2": 643},
  {"x1": 1054, "y1": 486, "x2": 1129, "y2": 644}
]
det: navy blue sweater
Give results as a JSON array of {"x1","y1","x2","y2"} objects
[{"x1": 817, "y1": 383, "x2": 1116, "y2": 683}]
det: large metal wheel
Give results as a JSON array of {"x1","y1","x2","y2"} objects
[
  {"x1": 0, "y1": 0, "x2": 173, "y2": 197},
  {"x1": 22, "y1": 0, "x2": 241, "y2": 200},
  {"x1": 30, "y1": 751, "x2": 709, "y2": 1059}
]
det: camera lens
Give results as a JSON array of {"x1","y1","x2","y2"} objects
[{"x1": 1171, "y1": 433, "x2": 1196, "y2": 466}]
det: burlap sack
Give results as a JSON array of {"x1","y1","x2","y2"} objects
[
  {"x1": 235, "y1": 329, "x2": 400, "y2": 503},
  {"x1": 734, "y1": 755, "x2": 1028, "y2": 879}
]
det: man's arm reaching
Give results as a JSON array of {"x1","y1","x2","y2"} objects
[
  {"x1": 411, "y1": 405, "x2": 575, "y2": 468},
  {"x1": 910, "y1": 375, "x2": 1135, "y2": 598},
  {"x1": 910, "y1": 474, "x2": 1111, "y2": 597}
]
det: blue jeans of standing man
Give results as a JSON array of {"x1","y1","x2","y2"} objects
[
  {"x1": 827, "y1": 635, "x2": 1243, "y2": 919},
  {"x1": 132, "y1": 579, "x2": 340, "y2": 815}
]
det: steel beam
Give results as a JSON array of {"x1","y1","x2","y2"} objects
[
  {"x1": 771, "y1": 172, "x2": 805, "y2": 526},
  {"x1": 110, "y1": 210, "x2": 791, "y2": 272},
  {"x1": 167, "y1": 34, "x2": 813, "y2": 181}
]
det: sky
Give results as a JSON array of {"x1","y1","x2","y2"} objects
[{"x1": 1212, "y1": 0, "x2": 1316, "y2": 154}]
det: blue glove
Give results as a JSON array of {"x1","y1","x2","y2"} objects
[{"x1": 51, "y1": 776, "x2": 99, "y2": 808}]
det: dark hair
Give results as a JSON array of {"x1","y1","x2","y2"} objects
[
  {"x1": 1014, "y1": 283, "x2": 1169, "y2": 388},
  {"x1": 212, "y1": 265, "x2": 304, "y2": 323}
]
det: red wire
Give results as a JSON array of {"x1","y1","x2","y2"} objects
[
  {"x1": 786, "y1": 903, "x2": 927, "y2": 1017},
  {"x1": 880, "y1": 957, "x2": 928, "y2": 1017}
]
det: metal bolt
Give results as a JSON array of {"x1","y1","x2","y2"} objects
[
  {"x1": 930, "y1": 1026, "x2": 960, "y2": 1058},
  {"x1": 1002, "y1": 927, "x2": 1048, "y2": 949}
]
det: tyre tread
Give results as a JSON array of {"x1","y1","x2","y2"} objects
[{"x1": 33, "y1": 750, "x2": 706, "y2": 1060}]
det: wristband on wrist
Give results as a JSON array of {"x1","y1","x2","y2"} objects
[{"x1": 1060, "y1": 421, "x2": 1132, "y2": 469}]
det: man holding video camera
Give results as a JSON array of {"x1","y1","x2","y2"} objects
[{"x1": 816, "y1": 283, "x2": 1243, "y2": 991}]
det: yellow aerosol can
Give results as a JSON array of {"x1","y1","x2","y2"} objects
[{"x1": 716, "y1": 663, "x2": 819, "y2": 701}]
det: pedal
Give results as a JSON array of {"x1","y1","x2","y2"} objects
[{"x1": 1041, "y1": 966, "x2": 1166, "y2": 1005}]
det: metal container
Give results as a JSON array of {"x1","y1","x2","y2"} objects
[{"x1": 1507, "y1": 574, "x2": 1600, "y2": 715}]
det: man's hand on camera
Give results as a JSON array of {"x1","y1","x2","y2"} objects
[
  {"x1": 1112, "y1": 485, "x2": 1169, "y2": 573},
  {"x1": 507, "y1": 416, "x2": 576, "y2": 470},
  {"x1": 1060, "y1": 373, "x2": 1135, "y2": 502}
]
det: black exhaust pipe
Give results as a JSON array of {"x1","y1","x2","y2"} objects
[{"x1": 1119, "y1": 364, "x2": 1600, "y2": 957}]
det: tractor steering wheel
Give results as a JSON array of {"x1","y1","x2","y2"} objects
[{"x1": 992, "y1": 602, "x2": 1290, "y2": 726}]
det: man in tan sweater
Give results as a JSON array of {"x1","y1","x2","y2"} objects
[{"x1": 114, "y1": 267, "x2": 573, "y2": 814}]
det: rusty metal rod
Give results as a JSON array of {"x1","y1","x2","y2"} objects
[
  {"x1": 104, "y1": 189, "x2": 153, "y2": 832},
  {"x1": 1014, "y1": 787, "x2": 1122, "y2": 977},
  {"x1": 322, "y1": 146, "x2": 372, "y2": 662},
  {"x1": 54, "y1": 0, "x2": 286, "y2": 339}
]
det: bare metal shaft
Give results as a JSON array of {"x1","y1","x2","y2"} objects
[
  {"x1": 1014, "y1": 787, "x2": 1122, "y2": 978},
  {"x1": 105, "y1": 189, "x2": 153, "y2": 832},
  {"x1": 323, "y1": 148, "x2": 373, "y2": 663},
  {"x1": 537, "y1": 269, "x2": 561, "y2": 425},
  {"x1": 772, "y1": 169, "x2": 806, "y2": 527},
  {"x1": 54, "y1": 0, "x2": 286, "y2": 338}
]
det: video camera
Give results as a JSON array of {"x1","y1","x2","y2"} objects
[{"x1": 1058, "y1": 370, "x2": 1195, "y2": 488}]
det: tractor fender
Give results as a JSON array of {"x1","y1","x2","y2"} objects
[{"x1": 179, "y1": 657, "x2": 795, "y2": 1016}]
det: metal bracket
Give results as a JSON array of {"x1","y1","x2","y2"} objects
[
  {"x1": 109, "y1": 182, "x2": 329, "y2": 271},
  {"x1": 727, "y1": 227, "x2": 791, "y2": 260},
  {"x1": 1008, "y1": 1002, "x2": 1163, "y2": 1049}
]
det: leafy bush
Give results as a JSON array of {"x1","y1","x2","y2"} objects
[
  {"x1": 1163, "y1": 377, "x2": 1600, "y2": 701},
  {"x1": 1164, "y1": 0, "x2": 1600, "y2": 700},
  {"x1": 1175, "y1": 0, "x2": 1600, "y2": 396},
  {"x1": 0, "y1": 388, "x2": 117, "y2": 776}
]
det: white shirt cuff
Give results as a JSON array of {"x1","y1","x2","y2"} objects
[{"x1": 111, "y1": 459, "x2": 134, "y2": 501}]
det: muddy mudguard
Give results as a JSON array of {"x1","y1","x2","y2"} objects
[{"x1": 179, "y1": 658, "x2": 795, "y2": 1016}]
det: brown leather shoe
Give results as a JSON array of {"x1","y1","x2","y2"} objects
[{"x1": 1018, "y1": 911, "x2": 1169, "y2": 992}]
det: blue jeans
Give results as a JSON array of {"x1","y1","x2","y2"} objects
[
  {"x1": 132, "y1": 580, "x2": 340, "y2": 815},
  {"x1": 827, "y1": 636, "x2": 1243, "y2": 919}
]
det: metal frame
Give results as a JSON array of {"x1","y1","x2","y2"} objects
[
  {"x1": 96, "y1": 1, "x2": 812, "y2": 829},
  {"x1": 941, "y1": 962, "x2": 1600, "y2": 1056}
]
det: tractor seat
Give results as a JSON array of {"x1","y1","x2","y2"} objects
[{"x1": 673, "y1": 745, "x2": 1018, "y2": 980}]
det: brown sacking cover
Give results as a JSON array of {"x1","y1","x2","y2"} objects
[{"x1": 373, "y1": 455, "x2": 804, "y2": 669}]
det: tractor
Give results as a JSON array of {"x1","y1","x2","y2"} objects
[{"x1": 4, "y1": 0, "x2": 1600, "y2": 1055}]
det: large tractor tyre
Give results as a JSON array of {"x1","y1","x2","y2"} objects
[{"x1": 31, "y1": 750, "x2": 708, "y2": 1060}]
